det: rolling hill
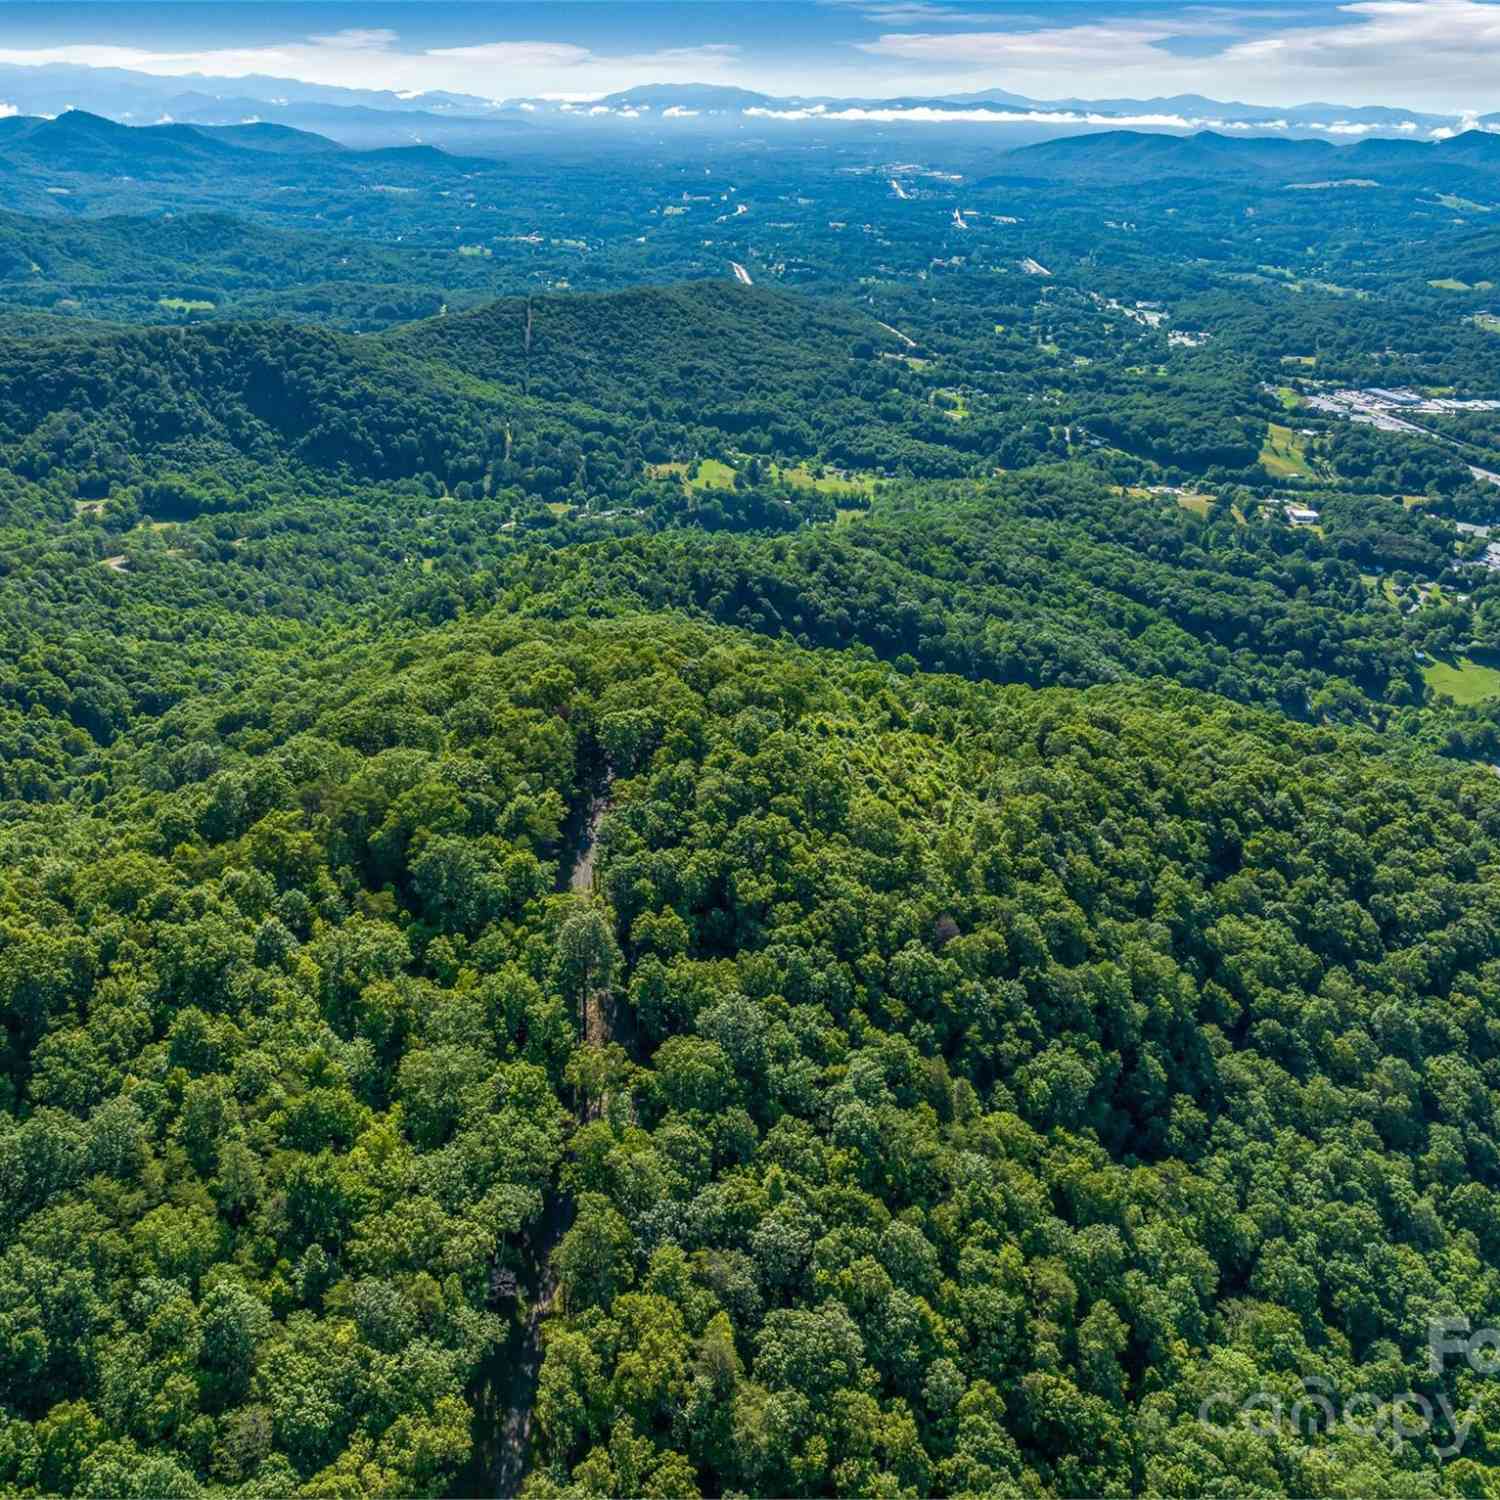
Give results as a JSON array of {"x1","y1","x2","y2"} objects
[
  {"x1": 1001, "y1": 126, "x2": 1500, "y2": 183},
  {"x1": 382, "y1": 280, "x2": 900, "y2": 412},
  {"x1": 0, "y1": 111, "x2": 501, "y2": 214},
  {"x1": 0, "y1": 281, "x2": 943, "y2": 505},
  {"x1": 0, "y1": 110, "x2": 342, "y2": 173}
]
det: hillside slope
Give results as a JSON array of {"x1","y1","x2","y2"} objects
[
  {"x1": 0, "y1": 210, "x2": 371, "y2": 289},
  {"x1": 0, "y1": 281, "x2": 967, "y2": 502},
  {"x1": 0, "y1": 210, "x2": 509, "y2": 328},
  {"x1": 1002, "y1": 126, "x2": 1500, "y2": 184},
  {"x1": 0, "y1": 110, "x2": 499, "y2": 214},
  {"x1": 3, "y1": 607, "x2": 1500, "y2": 1496},
  {"x1": 382, "y1": 280, "x2": 898, "y2": 412},
  {"x1": 0, "y1": 110, "x2": 341, "y2": 175},
  {"x1": 0, "y1": 319, "x2": 519, "y2": 490}
]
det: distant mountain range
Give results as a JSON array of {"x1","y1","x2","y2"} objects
[
  {"x1": 6, "y1": 106, "x2": 1500, "y2": 216},
  {"x1": 0, "y1": 108, "x2": 507, "y2": 215},
  {"x1": 0, "y1": 108, "x2": 345, "y2": 167},
  {"x1": 0, "y1": 64, "x2": 530, "y2": 150},
  {"x1": 995, "y1": 126, "x2": 1500, "y2": 182},
  {"x1": 0, "y1": 63, "x2": 1486, "y2": 150}
]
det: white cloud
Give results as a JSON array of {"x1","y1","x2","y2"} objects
[
  {"x1": 1431, "y1": 109, "x2": 1500, "y2": 137},
  {"x1": 850, "y1": 0, "x2": 1500, "y2": 111},
  {"x1": 857, "y1": 19, "x2": 1191, "y2": 70},
  {"x1": 663, "y1": 105, "x2": 700, "y2": 118},
  {"x1": 0, "y1": 35, "x2": 742, "y2": 100},
  {"x1": 422, "y1": 40, "x2": 597, "y2": 69},
  {"x1": 0, "y1": 101, "x2": 16, "y2": 119},
  {"x1": 419, "y1": 39, "x2": 740, "y2": 94},
  {"x1": 836, "y1": 2, "x2": 993, "y2": 20},
  {"x1": 741, "y1": 104, "x2": 1437, "y2": 134},
  {"x1": 1211, "y1": 118, "x2": 1421, "y2": 134},
  {"x1": 1215, "y1": 0, "x2": 1500, "y2": 105},
  {"x1": 308, "y1": 29, "x2": 399, "y2": 51},
  {"x1": 746, "y1": 103, "x2": 1204, "y2": 127},
  {"x1": 1317, "y1": 117, "x2": 1422, "y2": 134}
]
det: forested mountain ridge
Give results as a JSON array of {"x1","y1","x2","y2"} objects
[
  {"x1": 0, "y1": 110, "x2": 501, "y2": 217},
  {"x1": 4, "y1": 294, "x2": 1499, "y2": 829},
  {"x1": 0, "y1": 283, "x2": 972, "y2": 509},
  {"x1": 498, "y1": 482, "x2": 1429, "y2": 718},
  {"x1": 0, "y1": 318, "x2": 524, "y2": 495},
  {"x1": 0, "y1": 210, "x2": 445, "y2": 302},
  {"x1": 382, "y1": 281, "x2": 894, "y2": 414},
  {"x1": 0, "y1": 110, "x2": 344, "y2": 171},
  {"x1": 4, "y1": 607, "x2": 1500, "y2": 1496},
  {"x1": 1003, "y1": 127, "x2": 1500, "y2": 183}
]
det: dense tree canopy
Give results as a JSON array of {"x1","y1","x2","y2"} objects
[{"x1": 4, "y1": 612, "x2": 1500, "y2": 1496}]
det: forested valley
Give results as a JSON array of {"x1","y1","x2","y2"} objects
[{"x1": 4, "y1": 102, "x2": 1500, "y2": 1500}]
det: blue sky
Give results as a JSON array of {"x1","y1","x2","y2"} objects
[{"x1": 0, "y1": 1, "x2": 1497, "y2": 111}]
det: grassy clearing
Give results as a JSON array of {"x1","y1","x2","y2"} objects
[
  {"x1": 158, "y1": 297, "x2": 214, "y2": 314},
  {"x1": 1429, "y1": 278, "x2": 1472, "y2": 291},
  {"x1": 1280, "y1": 354, "x2": 1317, "y2": 367},
  {"x1": 688, "y1": 459, "x2": 738, "y2": 491},
  {"x1": 931, "y1": 389, "x2": 970, "y2": 421},
  {"x1": 1122, "y1": 485, "x2": 1224, "y2": 521},
  {"x1": 1424, "y1": 652, "x2": 1500, "y2": 704},
  {"x1": 1276, "y1": 387, "x2": 1304, "y2": 411},
  {"x1": 1289, "y1": 280, "x2": 1364, "y2": 299},
  {"x1": 774, "y1": 464, "x2": 875, "y2": 496},
  {"x1": 651, "y1": 458, "x2": 874, "y2": 495},
  {"x1": 1260, "y1": 422, "x2": 1316, "y2": 479},
  {"x1": 835, "y1": 507, "x2": 867, "y2": 526},
  {"x1": 1473, "y1": 313, "x2": 1500, "y2": 334}
]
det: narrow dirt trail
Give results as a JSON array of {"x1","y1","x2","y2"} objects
[
  {"x1": 874, "y1": 318, "x2": 917, "y2": 349},
  {"x1": 569, "y1": 793, "x2": 611, "y2": 894},
  {"x1": 489, "y1": 1192, "x2": 569, "y2": 1498},
  {"x1": 484, "y1": 777, "x2": 622, "y2": 1495}
]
